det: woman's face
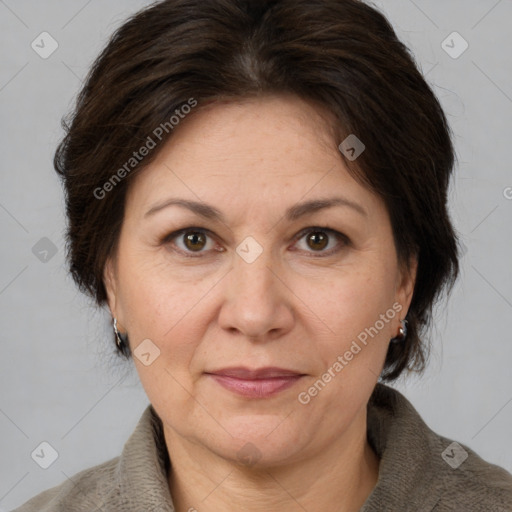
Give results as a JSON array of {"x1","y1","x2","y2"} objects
[{"x1": 104, "y1": 94, "x2": 416, "y2": 467}]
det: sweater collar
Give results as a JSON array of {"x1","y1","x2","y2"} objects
[
  {"x1": 361, "y1": 383, "x2": 444, "y2": 511},
  {"x1": 116, "y1": 403, "x2": 175, "y2": 511}
]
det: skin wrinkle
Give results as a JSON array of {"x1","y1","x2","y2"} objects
[{"x1": 103, "y1": 95, "x2": 416, "y2": 512}]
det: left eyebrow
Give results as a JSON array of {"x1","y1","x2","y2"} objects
[
  {"x1": 143, "y1": 196, "x2": 368, "y2": 221},
  {"x1": 285, "y1": 197, "x2": 368, "y2": 220}
]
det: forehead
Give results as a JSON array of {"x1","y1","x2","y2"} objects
[{"x1": 125, "y1": 94, "x2": 379, "y2": 219}]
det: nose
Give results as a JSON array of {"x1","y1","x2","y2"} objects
[{"x1": 217, "y1": 244, "x2": 295, "y2": 341}]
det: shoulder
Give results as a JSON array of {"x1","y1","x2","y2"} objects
[
  {"x1": 367, "y1": 383, "x2": 512, "y2": 511},
  {"x1": 11, "y1": 404, "x2": 170, "y2": 512},
  {"x1": 11, "y1": 456, "x2": 119, "y2": 512},
  {"x1": 433, "y1": 433, "x2": 512, "y2": 511}
]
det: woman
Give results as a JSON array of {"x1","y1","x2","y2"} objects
[{"x1": 13, "y1": 0, "x2": 512, "y2": 510}]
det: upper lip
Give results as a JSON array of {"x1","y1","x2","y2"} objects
[{"x1": 206, "y1": 367, "x2": 305, "y2": 379}]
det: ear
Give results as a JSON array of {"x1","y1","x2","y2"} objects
[
  {"x1": 396, "y1": 254, "x2": 418, "y2": 315},
  {"x1": 103, "y1": 256, "x2": 119, "y2": 317}
]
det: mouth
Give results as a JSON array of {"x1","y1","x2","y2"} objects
[{"x1": 204, "y1": 367, "x2": 306, "y2": 399}]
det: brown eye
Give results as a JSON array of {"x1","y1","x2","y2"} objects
[
  {"x1": 306, "y1": 231, "x2": 329, "y2": 251},
  {"x1": 183, "y1": 231, "x2": 207, "y2": 252},
  {"x1": 294, "y1": 227, "x2": 349, "y2": 256},
  {"x1": 163, "y1": 228, "x2": 217, "y2": 256}
]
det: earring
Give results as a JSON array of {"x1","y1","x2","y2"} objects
[
  {"x1": 390, "y1": 319, "x2": 408, "y2": 343},
  {"x1": 113, "y1": 318, "x2": 127, "y2": 350}
]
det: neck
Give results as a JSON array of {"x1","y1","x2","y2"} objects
[{"x1": 164, "y1": 409, "x2": 380, "y2": 512}]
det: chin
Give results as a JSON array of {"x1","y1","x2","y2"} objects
[{"x1": 209, "y1": 414, "x2": 305, "y2": 469}]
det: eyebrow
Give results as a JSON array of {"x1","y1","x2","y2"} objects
[{"x1": 144, "y1": 196, "x2": 367, "y2": 221}]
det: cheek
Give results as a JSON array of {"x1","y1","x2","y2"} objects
[
  {"x1": 310, "y1": 260, "x2": 398, "y2": 366},
  {"x1": 121, "y1": 260, "x2": 209, "y2": 417},
  {"x1": 116, "y1": 253, "x2": 209, "y2": 363},
  {"x1": 295, "y1": 270, "x2": 397, "y2": 421}
]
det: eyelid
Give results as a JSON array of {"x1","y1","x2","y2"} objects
[
  {"x1": 162, "y1": 227, "x2": 221, "y2": 257},
  {"x1": 291, "y1": 226, "x2": 350, "y2": 256}
]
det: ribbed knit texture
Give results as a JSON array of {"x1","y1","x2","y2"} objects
[
  {"x1": 361, "y1": 385, "x2": 512, "y2": 511},
  {"x1": 12, "y1": 384, "x2": 512, "y2": 511}
]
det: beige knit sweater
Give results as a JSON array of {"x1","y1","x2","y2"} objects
[{"x1": 12, "y1": 383, "x2": 512, "y2": 511}]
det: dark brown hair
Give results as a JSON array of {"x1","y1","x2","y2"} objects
[{"x1": 54, "y1": 0, "x2": 460, "y2": 381}]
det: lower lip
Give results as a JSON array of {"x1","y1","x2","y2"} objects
[{"x1": 207, "y1": 374, "x2": 303, "y2": 398}]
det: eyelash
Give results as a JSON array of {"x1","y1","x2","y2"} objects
[{"x1": 162, "y1": 226, "x2": 350, "y2": 258}]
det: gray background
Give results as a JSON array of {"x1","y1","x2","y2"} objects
[{"x1": 1, "y1": 0, "x2": 511, "y2": 509}]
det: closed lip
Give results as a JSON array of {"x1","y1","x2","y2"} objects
[{"x1": 205, "y1": 366, "x2": 305, "y2": 379}]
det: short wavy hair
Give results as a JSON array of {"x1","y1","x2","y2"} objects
[{"x1": 54, "y1": 0, "x2": 460, "y2": 381}]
